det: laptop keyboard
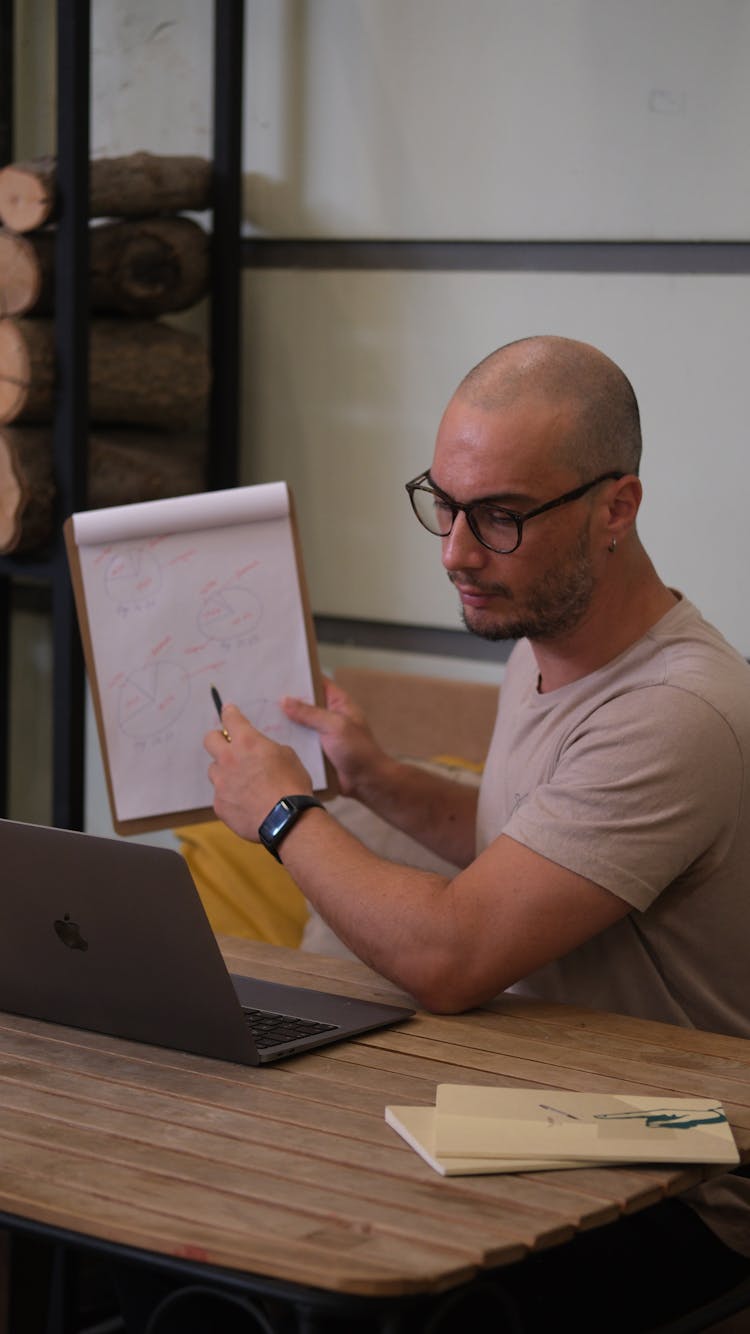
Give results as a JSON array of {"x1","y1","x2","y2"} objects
[{"x1": 242, "y1": 1005, "x2": 339, "y2": 1050}]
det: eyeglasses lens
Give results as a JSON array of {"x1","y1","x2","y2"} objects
[
  {"x1": 412, "y1": 487, "x2": 519, "y2": 553},
  {"x1": 412, "y1": 487, "x2": 453, "y2": 535},
  {"x1": 472, "y1": 504, "x2": 519, "y2": 553}
]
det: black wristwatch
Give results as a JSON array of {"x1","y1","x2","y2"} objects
[{"x1": 258, "y1": 794, "x2": 325, "y2": 862}]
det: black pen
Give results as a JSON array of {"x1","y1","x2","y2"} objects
[{"x1": 210, "y1": 684, "x2": 231, "y2": 742}]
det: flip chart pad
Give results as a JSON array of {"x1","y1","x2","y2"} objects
[{"x1": 65, "y1": 483, "x2": 333, "y2": 835}]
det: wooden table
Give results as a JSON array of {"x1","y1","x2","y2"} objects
[{"x1": 0, "y1": 937, "x2": 748, "y2": 1332}]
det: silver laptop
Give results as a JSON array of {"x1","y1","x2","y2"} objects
[{"x1": 0, "y1": 818, "x2": 414, "y2": 1065}]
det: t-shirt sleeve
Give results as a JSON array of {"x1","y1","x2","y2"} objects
[{"x1": 503, "y1": 685, "x2": 744, "y2": 910}]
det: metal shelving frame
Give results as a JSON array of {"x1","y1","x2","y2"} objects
[{"x1": 0, "y1": 0, "x2": 244, "y2": 827}]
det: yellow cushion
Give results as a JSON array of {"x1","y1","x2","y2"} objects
[
  {"x1": 174, "y1": 821, "x2": 308, "y2": 947},
  {"x1": 427, "y1": 754, "x2": 484, "y2": 775}
]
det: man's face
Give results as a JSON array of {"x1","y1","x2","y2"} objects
[{"x1": 430, "y1": 395, "x2": 598, "y2": 643}]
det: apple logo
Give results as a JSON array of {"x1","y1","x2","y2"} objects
[{"x1": 53, "y1": 913, "x2": 88, "y2": 952}]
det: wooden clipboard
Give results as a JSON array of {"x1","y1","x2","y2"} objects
[{"x1": 64, "y1": 483, "x2": 336, "y2": 836}]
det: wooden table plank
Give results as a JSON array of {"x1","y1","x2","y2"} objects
[
  {"x1": 0, "y1": 1098, "x2": 532, "y2": 1264},
  {"x1": 485, "y1": 994, "x2": 750, "y2": 1061},
  {"x1": 368, "y1": 1015, "x2": 750, "y2": 1103},
  {"x1": 0, "y1": 1117, "x2": 521, "y2": 1271},
  {"x1": 0, "y1": 1064, "x2": 581, "y2": 1251},
  {"x1": 455, "y1": 1010, "x2": 750, "y2": 1088}
]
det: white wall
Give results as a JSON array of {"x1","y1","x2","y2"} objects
[{"x1": 243, "y1": 0, "x2": 750, "y2": 240}]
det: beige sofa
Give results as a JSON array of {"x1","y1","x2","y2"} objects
[{"x1": 332, "y1": 666, "x2": 499, "y2": 766}]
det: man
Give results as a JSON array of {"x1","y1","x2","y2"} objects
[{"x1": 206, "y1": 336, "x2": 750, "y2": 1330}]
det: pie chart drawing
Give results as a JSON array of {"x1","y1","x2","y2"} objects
[
  {"x1": 197, "y1": 587, "x2": 262, "y2": 641},
  {"x1": 105, "y1": 548, "x2": 161, "y2": 606},
  {"x1": 118, "y1": 661, "x2": 190, "y2": 739}
]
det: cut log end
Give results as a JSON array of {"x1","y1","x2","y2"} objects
[
  {"x1": 0, "y1": 427, "x2": 56, "y2": 553},
  {"x1": 0, "y1": 230, "x2": 43, "y2": 317},
  {"x1": 0, "y1": 435, "x2": 24, "y2": 551},
  {"x1": 0, "y1": 320, "x2": 32, "y2": 423},
  {"x1": 0, "y1": 164, "x2": 53, "y2": 233}
]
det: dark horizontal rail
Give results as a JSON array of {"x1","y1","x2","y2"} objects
[
  {"x1": 313, "y1": 614, "x2": 511, "y2": 663},
  {"x1": 241, "y1": 238, "x2": 750, "y2": 274}
]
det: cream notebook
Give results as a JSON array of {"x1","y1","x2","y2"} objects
[{"x1": 386, "y1": 1087, "x2": 739, "y2": 1176}]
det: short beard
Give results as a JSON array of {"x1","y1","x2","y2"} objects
[{"x1": 459, "y1": 529, "x2": 596, "y2": 643}]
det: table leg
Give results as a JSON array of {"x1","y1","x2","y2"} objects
[
  {"x1": 292, "y1": 1281, "x2": 526, "y2": 1334},
  {"x1": 143, "y1": 1284, "x2": 279, "y2": 1333},
  {"x1": 0, "y1": 1231, "x2": 8, "y2": 1334}
]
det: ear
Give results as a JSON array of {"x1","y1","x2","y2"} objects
[{"x1": 605, "y1": 475, "x2": 642, "y2": 546}]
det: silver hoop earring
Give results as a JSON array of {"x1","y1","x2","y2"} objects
[{"x1": 608, "y1": 538, "x2": 617, "y2": 553}]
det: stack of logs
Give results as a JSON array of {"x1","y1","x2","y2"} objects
[{"x1": 0, "y1": 151, "x2": 213, "y2": 554}]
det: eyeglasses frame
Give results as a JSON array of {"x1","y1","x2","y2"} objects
[{"x1": 405, "y1": 469, "x2": 626, "y2": 555}]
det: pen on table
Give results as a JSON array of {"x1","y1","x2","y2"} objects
[{"x1": 210, "y1": 684, "x2": 232, "y2": 742}]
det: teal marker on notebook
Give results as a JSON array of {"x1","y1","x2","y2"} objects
[{"x1": 210, "y1": 684, "x2": 231, "y2": 742}]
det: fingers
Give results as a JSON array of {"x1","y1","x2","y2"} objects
[
  {"x1": 281, "y1": 695, "x2": 337, "y2": 733},
  {"x1": 203, "y1": 702, "x2": 252, "y2": 756},
  {"x1": 283, "y1": 681, "x2": 365, "y2": 729},
  {"x1": 322, "y1": 677, "x2": 351, "y2": 709},
  {"x1": 204, "y1": 728, "x2": 226, "y2": 759},
  {"x1": 220, "y1": 702, "x2": 246, "y2": 728}
]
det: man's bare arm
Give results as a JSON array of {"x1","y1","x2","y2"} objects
[{"x1": 205, "y1": 705, "x2": 630, "y2": 1013}]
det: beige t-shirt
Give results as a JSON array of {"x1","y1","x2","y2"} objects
[{"x1": 476, "y1": 596, "x2": 750, "y2": 1252}]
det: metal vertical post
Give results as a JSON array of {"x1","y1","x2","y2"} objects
[
  {"x1": 0, "y1": 0, "x2": 13, "y2": 815},
  {"x1": 52, "y1": 0, "x2": 90, "y2": 829},
  {"x1": 0, "y1": 0, "x2": 12, "y2": 163},
  {"x1": 209, "y1": 0, "x2": 244, "y2": 490},
  {"x1": 0, "y1": 576, "x2": 8, "y2": 818}
]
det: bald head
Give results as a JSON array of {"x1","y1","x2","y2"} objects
[{"x1": 456, "y1": 336, "x2": 642, "y2": 478}]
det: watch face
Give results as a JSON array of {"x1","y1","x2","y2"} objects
[
  {"x1": 261, "y1": 799, "x2": 294, "y2": 843},
  {"x1": 259, "y1": 796, "x2": 321, "y2": 856}
]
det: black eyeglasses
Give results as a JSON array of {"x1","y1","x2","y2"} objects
[{"x1": 405, "y1": 470, "x2": 624, "y2": 555}]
